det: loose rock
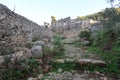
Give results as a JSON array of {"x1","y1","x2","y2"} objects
[{"x1": 31, "y1": 45, "x2": 43, "y2": 58}]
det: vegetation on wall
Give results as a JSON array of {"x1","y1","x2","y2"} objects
[
  {"x1": 81, "y1": 7, "x2": 120, "y2": 74},
  {"x1": 77, "y1": 8, "x2": 120, "y2": 21}
]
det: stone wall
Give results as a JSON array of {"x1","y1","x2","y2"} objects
[
  {"x1": 0, "y1": 3, "x2": 52, "y2": 54},
  {"x1": 51, "y1": 17, "x2": 102, "y2": 33},
  {"x1": 52, "y1": 17, "x2": 71, "y2": 33}
]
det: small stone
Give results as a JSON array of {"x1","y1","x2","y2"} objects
[
  {"x1": 101, "y1": 73, "x2": 105, "y2": 76},
  {"x1": 38, "y1": 74, "x2": 43, "y2": 79},
  {"x1": 1, "y1": 41, "x2": 6, "y2": 44},
  {"x1": 54, "y1": 59, "x2": 64, "y2": 63},
  {"x1": 43, "y1": 65, "x2": 52, "y2": 74},
  {"x1": 34, "y1": 78, "x2": 38, "y2": 80},
  {"x1": 27, "y1": 77, "x2": 38, "y2": 80},
  {"x1": 58, "y1": 68, "x2": 62, "y2": 73},
  {"x1": 61, "y1": 71, "x2": 73, "y2": 80},
  {"x1": 100, "y1": 77, "x2": 107, "y2": 80},
  {"x1": 73, "y1": 73, "x2": 82, "y2": 80},
  {"x1": 94, "y1": 71, "x2": 100, "y2": 75},
  {"x1": 11, "y1": 52, "x2": 23, "y2": 62},
  {"x1": 74, "y1": 78, "x2": 84, "y2": 80},
  {"x1": 23, "y1": 48, "x2": 33, "y2": 58},
  {"x1": 65, "y1": 58, "x2": 74, "y2": 62},
  {"x1": 28, "y1": 77, "x2": 34, "y2": 80},
  {"x1": 81, "y1": 40, "x2": 90, "y2": 46}
]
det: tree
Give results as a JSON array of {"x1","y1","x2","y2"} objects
[
  {"x1": 106, "y1": 0, "x2": 120, "y2": 7},
  {"x1": 51, "y1": 16, "x2": 56, "y2": 22},
  {"x1": 76, "y1": 16, "x2": 87, "y2": 20}
]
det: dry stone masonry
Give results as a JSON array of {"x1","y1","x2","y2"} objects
[
  {"x1": 51, "y1": 16, "x2": 102, "y2": 33},
  {"x1": 0, "y1": 3, "x2": 52, "y2": 55}
]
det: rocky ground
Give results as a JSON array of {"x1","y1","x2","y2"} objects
[
  {"x1": 38, "y1": 31, "x2": 119, "y2": 80},
  {"x1": 0, "y1": 29, "x2": 119, "y2": 80}
]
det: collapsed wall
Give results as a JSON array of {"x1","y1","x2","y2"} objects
[{"x1": 0, "y1": 3, "x2": 52, "y2": 54}]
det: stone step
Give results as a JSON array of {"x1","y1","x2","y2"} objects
[
  {"x1": 52, "y1": 58, "x2": 106, "y2": 70},
  {"x1": 53, "y1": 58, "x2": 75, "y2": 63},
  {"x1": 76, "y1": 59, "x2": 106, "y2": 69},
  {"x1": 76, "y1": 59, "x2": 105, "y2": 64}
]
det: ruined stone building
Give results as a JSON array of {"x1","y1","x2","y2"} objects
[{"x1": 51, "y1": 17, "x2": 97, "y2": 33}]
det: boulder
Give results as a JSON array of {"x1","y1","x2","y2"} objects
[
  {"x1": 34, "y1": 40, "x2": 46, "y2": 47},
  {"x1": 31, "y1": 45, "x2": 43, "y2": 58}
]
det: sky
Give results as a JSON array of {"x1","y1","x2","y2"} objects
[{"x1": 0, "y1": 0, "x2": 110, "y2": 25}]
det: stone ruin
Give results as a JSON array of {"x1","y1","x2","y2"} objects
[
  {"x1": 0, "y1": 3, "x2": 52, "y2": 55},
  {"x1": 51, "y1": 16, "x2": 102, "y2": 33}
]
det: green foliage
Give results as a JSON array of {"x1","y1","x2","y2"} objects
[
  {"x1": 51, "y1": 16, "x2": 57, "y2": 22},
  {"x1": 53, "y1": 34, "x2": 65, "y2": 54},
  {"x1": 106, "y1": 0, "x2": 120, "y2": 7},
  {"x1": 92, "y1": 29, "x2": 116, "y2": 50},
  {"x1": 79, "y1": 30, "x2": 91, "y2": 40},
  {"x1": 85, "y1": 7, "x2": 120, "y2": 74},
  {"x1": 1, "y1": 57, "x2": 41, "y2": 80},
  {"x1": 32, "y1": 36, "x2": 41, "y2": 42},
  {"x1": 25, "y1": 42, "x2": 33, "y2": 49},
  {"x1": 78, "y1": 30, "x2": 92, "y2": 46},
  {"x1": 44, "y1": 47, "x2": 54, "y2": 54},
  {"x1": 78, "y1": 8, "x2": 120, "y2": 21},
  {"x1": 25, "y1": 57, "x2": 40, "y2": 70},
  {"x1": 0, "y1": 47, "x2": 14, "y2": 55},
  {"x1": 87, "y1": 46, "x2": 120, "y2": 73},
  {"x1": 50, "y1": 61, "x2": 76, "y2": 72},
  {"x1": 76, "y1": 16, "x2": 88, "y2": 20}
]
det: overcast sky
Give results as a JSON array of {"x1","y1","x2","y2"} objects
[{"x1": 0, "y1": 0, "x2": 110, "y2": 25}]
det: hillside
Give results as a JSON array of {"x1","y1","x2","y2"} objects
[
  {"x1": 77, "y1": 8, "x2": 120, "y2": 21},
  {"x1": 0, "y1": 3, "x2": 120, "y2": 80}
]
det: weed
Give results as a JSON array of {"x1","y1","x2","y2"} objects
[
  {"x1": 53, "y1": 34, "x2": 65, "y2": 55},
  {"x1": 1, "y1": 56, "x2": 41, "y2": 80},
  {"x1": 49, "y1": 61, "x2": 76, "y2": 72},
  {"x1": 32, "y1": 36, "x2": 41, "y2": 42}
]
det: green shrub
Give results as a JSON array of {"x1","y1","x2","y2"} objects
[
  {"x1": 87, "y1": 46, "x2": 120, "y2": 73},
  {"x1": 78, "y1": 30, "x2": 93, "y2": 46},
  {"x1": 32, "y1": 36, "x2": 41, "y2": 42},
  {"x1": 0, "y1": 47, "x2": 14, "y2": 55},
  {"x1": 85, "y1": 8, "x2": 120, "y2": 74},
  {"x1": 53, "y1": 34, "x2": 65, "y2": 54},
  {"x1": 1, "y1": 57, "x2": 41, "y2": 80},
  {"x1": 92, "y1": 29, "x2": 116, "y2": 50},
  {"x1": 79, "y1": 30, "x2": 91, "y2": 40},
  {"x1": 49, "y1": 61, "x2": 76, "y2": 72}
]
